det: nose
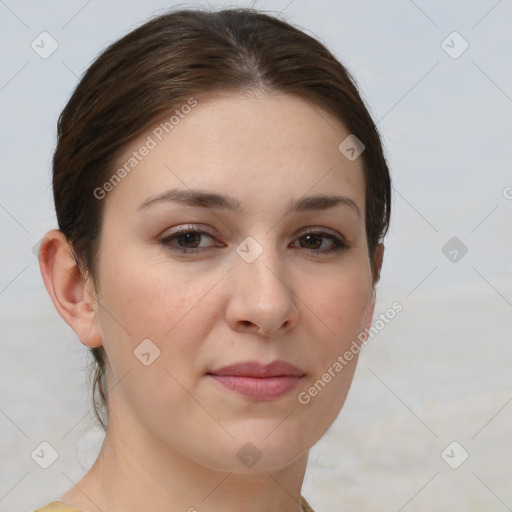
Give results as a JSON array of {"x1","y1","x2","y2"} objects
[{"x1": 225, "y1": 243, "x2": 300, "y2": 338}]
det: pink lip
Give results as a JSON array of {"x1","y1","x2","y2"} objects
[{"x1": 207, "y1": 360, "x2": 305, "y2": 401}]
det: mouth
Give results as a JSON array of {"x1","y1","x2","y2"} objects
[{"x1": 207, "y1": 360, "x2": 305, "y2": 401}]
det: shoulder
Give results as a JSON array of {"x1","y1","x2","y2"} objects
[{"x1": 32, "y1": 501, "x2": 83, "y2": 512}]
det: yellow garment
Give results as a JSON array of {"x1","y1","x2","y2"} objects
[
  {"x1": 33, "y1": 502, "x2": 81, "y2": 512},
  {"x1": 301, "y1": 495, "x2": 316, "y2": 511},
  {"x1": 34, "y1": 496, "x2": 316, "y2": 511}
]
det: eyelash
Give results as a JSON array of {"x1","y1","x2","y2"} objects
[{"x1": 158, "y1": 226, "x2": 349, "y2": 256}]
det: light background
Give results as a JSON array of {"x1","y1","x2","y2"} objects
[{"x1": 0, "y1": 0, "x2": 511, "y2": 511}]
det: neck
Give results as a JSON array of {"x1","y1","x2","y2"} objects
[{"x1": 60, "y1": 413, "x2": 309, "y2": 512}]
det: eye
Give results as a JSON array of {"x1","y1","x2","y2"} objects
[
  {"x1": 290, "y1": 229, "x2": 348, "y2": 255},
  {"x1": 159, "y1": 226, "x2": 221, "y2": 254},
  {"x1": 159, "y1": 226, "x2": 349, "y2": 255}
]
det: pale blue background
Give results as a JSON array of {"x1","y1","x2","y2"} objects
[{"x1": 1, "y1": 1, "x2": 511, "y2": 511}]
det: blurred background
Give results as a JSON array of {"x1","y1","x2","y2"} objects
[{"x1": 1, "y1": 1, "x2": 511, "y2": 511}]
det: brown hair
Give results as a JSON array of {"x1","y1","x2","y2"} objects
[{"x1": 52, "y1": 7, "x2": 391, "y2": 431}]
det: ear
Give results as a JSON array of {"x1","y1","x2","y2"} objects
[
  {"x1": 360, "y1": 243, "x2": 385, "y2": 339},
  {"x1": 38, "y1": 230, "x2": 103, "y2": 348}
]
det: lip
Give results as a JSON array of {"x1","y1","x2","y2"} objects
[
  {"x1": 207, "y1": 360, "x2": 305, "y2": 401},
  {"x1": 209, "y1": 360, "x2": 304, "y2": 378}
]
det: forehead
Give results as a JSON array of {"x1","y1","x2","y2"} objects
[{"x1": 105, "y1": 91, "x2": 366, "y2": 216}]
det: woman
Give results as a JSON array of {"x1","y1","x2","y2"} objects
[{"x1": 36, "y1": 7, "x2": 390, "y2": 512}]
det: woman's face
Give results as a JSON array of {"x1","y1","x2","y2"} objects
[{"x1": 89, "y1": 91, "x2": 376, "y2": 472}]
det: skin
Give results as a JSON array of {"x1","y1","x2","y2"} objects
[{"x1": 40, "y1": 90, "x2": 383, "y2": 512}]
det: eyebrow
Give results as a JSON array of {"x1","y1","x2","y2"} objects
[{"x1": 137, "y1": 188, "x2": 361, "y2": 217}]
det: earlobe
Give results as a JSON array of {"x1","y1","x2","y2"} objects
[{"x1": 38, "y1": 229, "x2": 103, "y2": 348}]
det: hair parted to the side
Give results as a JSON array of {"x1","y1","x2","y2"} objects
[{"x1": 52, "y1": 7, "x2": 391, "y2": 431}]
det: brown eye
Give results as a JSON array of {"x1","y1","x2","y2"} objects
[
  {"x1": 291, "y1": 230, "x2": 348, "y2": 254},
  {"x1": 175, "y1": 231, "x2": 203, "y2": 248},
  {"x1": 298, "y1": 233, "x2": 323, "y2": 249},
  {"x1": 159, "y1": 227, "x2": 220, "y2": 253}
]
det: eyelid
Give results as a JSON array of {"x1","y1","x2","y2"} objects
[
  {"x1": 296, "y1": 225, "x2": 344, "y2": 238},
  {"x1": 159, "y1": 224, "x2": 219, "y2": 239},
  {"x1": 296, "y1": 225, "x2": 350, "y2": 243},
  {"x1": 159, "y1": 225, "x2": 345, "y2": 242}
]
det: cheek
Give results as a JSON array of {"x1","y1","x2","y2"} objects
[
  {"x1": 98, "y1": 251, "x2": 220, "y2": 340},
  {"x1": 301, "y1": 261, "x2": 372, "y2": 347},
  {"x1": 294, "y1": 264, "x2": 372, "y2": 427},
  {"x1": 94, "y1": 258, "x2": 218, "y2": 412},
  {"x1": 94, "y1": 250, "x2": 228, "y2": 397}
]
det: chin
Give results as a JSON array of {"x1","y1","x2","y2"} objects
[{"x1": 192, "y1": 423, "x2": 313, "y2": 474}]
